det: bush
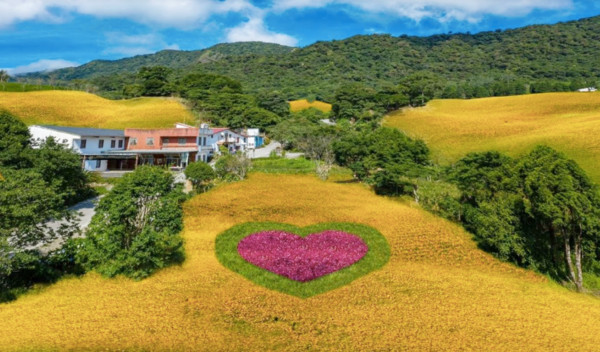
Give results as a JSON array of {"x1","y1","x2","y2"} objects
[
  {"x1": 185, "y1": 161, "x2": 215, "y2": 192},
  {"x1": 215, "y1": 153, "x2": 251, "y2": 181}
]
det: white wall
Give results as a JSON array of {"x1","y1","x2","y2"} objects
[
  {"x1": 83, "y1": 159, "x2": 108, "y2": 172},
  {"x1": 29, "y1": 126, "x2": 76, "y2": 148},
  {"x1": 72, "y1": 136, "x2": 126, "y2": 155}
]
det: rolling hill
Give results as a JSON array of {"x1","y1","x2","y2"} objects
[
  {"x1": 28, "y1": 15, "x2": 600, "y2": 100},
  {"x1": 0, "y1": 91, "x2": 194, "y2": 129},
  {"x1": 1, "y1": 174, "x2": 600, "y2": 350},
  {"x1": 384, "y1": 92, "x2": 600, "y2": 182}
]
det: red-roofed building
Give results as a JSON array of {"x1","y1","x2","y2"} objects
[{"x1": 104, "y1": 125, "x2": 199, "y2": 169}]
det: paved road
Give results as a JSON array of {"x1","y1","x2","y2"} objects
[
  {"x1": 37, "y1": 196, "x2": 100, "y2": 254},
  {"x1": 246, "y1": 141, "x2": 304, "y2": 159}
]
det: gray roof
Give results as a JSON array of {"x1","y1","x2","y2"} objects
[{"x1": 39, "y1": 125, "x2": 124, "y2": 137}]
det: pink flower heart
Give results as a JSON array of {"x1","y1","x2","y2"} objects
[{"x1": 238, "y1": 230, "x2": 368, "y2": 282}]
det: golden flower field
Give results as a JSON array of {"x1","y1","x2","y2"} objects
[
  {"x1": 289, "y1": 99, "x2": 332, "y2": 113},
  {"x1": 0, "y1": 91, "x2": 194, "y2": 129},
  {"x1": 2, "y1": 173, "x2": 600, "y2": 351},
  {"x1": 384, "y1": 92, "x2": 600, "y2": 182}
]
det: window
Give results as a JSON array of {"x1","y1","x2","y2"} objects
[
  {"x1": 178, "y1": 138, "x2": 186, "y2": 145},
  {"x1": 95, "y1": 160, "x2": 101, "y2": 168},
  {"x1": 111, "y1": 140, "x2": 116, "y2": 148},
  {"x1": 129, "y1": 138, "x2": 137, "y2": 146},
  {"x1": 98, "y1": 139, "x2": 104, "y2": 148},
  {"x1": 80, "y1": 139, "x2": 87, "y2": 148},
  {"x1": 163, "y1": 137, "x2": 170, "y2": 144},
  {"x1": 118, "y1": 140, "x2": 123, "y2": 148},
  {"x1": 147, "y1": 137, "x2": 154, "y2": 146}
]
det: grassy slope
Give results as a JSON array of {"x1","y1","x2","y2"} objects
[
  {"x1": 0, "y1": 91, "x2": 194, "y2": 129},
  {"x1": 289, "y1": 99, "x2": 332, "y2": 113},
  {"x1": 1, "y1": 174, "x2": 600, "y2": 350},
  {"x1": 385, "y1": 92, "x2": 600, "y2": 182}
]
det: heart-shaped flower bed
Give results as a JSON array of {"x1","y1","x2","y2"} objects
[
  {"x1": 216, "y1": 222, "x2": 390, "y2": 298},
  {"x1": 238, "y1": 230, "x2": 369, "y2": 282}
]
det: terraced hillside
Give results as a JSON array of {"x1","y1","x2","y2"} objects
[
  {"x1": 385, "y1": 92, "x2": 600, "y2": 182},
  {"x1": 1, "y1": 174, "x2": 600, "y2": 351},
  {"x1": 0, "y1": 91, "x2": 194, "y2": 129}
]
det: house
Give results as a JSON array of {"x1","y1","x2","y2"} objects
[
  {"x1": 29, "y1": 123, "x2": 265, "y2": 172},
  {"x1": 118, "y1": 126, "x2": 199, "y2": 169},
  {"x1": 241, "y1": 128, "x2": 264, "y2": 149},
  {"x1": 197, "y1": 124, "x2": 250, "y2": 162},
  {"x1": 28, "y1": 125, "x2": 131, "y2": 171}
]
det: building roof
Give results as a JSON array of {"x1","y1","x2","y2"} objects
[
  {"x1": 125, "y1": 127, "x2": 198, "y2": 137},
  {"x1": 211, "y1": 128, "x2": 230, "y2": 134},
  {"x1": 38, "y1": 125, "x2": 125, "y2": 137}
]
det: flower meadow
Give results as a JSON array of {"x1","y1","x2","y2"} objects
[
  {"x1": 2, "y1": 174, "x2": 600, "y2": 351},
  {"x1": 237, "y1": 230, "x2": 368, "y2": 282}
]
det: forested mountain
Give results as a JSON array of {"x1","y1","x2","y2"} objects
[
  {"x1": 25, "y1": 42, "x2": 295, "y2": 80},
  {"x1": 25, "y1": 15, "x2": 600, "y2": 100}
]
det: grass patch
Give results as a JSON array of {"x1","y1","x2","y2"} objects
[
  {"x1": 0, "y1": 82, "x2": 67, "y2": 92},
  {"x1": 215, "y1": 222, "x2": 390, "y2": 298},
  {"x1": 251, "y1": 157, "x2": 316, "y2": 174}
]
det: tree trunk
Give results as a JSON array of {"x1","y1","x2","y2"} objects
[
  {"x1": 563, "y1": 233, "x2": 579, "y2": 291},
  {"x1": 574, "y1": 227, "x2": 584, "y2": 292}
]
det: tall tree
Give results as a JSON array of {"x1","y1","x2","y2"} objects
[
  {"x1": 137, "y1": 66, "x2": 172, "y2": 96},
  {"x1": 0, "y1": 111, "x2": 32, "y2": 169},
  {"x1": 517, "y1": 146, "x2": 600, "y2": 292},
  {"x1": 77, "y1": 166, "x2": 185, "y2": 279}
]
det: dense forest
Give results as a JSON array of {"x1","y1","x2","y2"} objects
[{"x1": 22, "y1": 15, "x2": 600, "y2": 101}]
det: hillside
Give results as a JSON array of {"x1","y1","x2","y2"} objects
[
  {"x1": 1, "y1": 174, "x2": 600, "y2": 350},
  {"x1": 384, "y1": 92, "x2": 600, "y2": 182},
  {"x1": 25, "y1": 42, "x2": 294, "y2": 81},
  {"x1": 0, "y1": 91, "x2": 194, "y2": 129},
  {"x1": 31, "y1": 15, "x2": 600, "y2": 100}
]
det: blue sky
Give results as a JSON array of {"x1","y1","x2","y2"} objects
[{"x1": 1, "y1": 0, "x2": 599, "y2": 75}]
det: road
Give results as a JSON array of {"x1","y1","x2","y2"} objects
[
  {"x1": 246, "y1": 141, "x2": 304, "y2": 159},
  {"x1": 37, "y1": 196, "x2": 100, "y2": 254}
]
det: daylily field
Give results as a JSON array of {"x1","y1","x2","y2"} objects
[
  {"x1": 2, "y1": 174, "x2": 600, "y2": 350},
  {"x1": 0, "y1": 91, "x2": 194, "y2": 129},
  {"x1": 384, "y1": 92, "x2": 600, "y2": 183}
]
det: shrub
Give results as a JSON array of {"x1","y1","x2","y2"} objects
[{"x1": 184, "y1": 161, "x2": 215, "y2": 192}]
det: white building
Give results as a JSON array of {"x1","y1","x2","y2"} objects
[
  {"x1": 29, "y1": 125, "x2": 128, "y2": 171},
  {"x1": 197, "y1": 124, "x2": 251, "y2": 162},
  {"x1": 578, "y1": 87, "x2": 597, "y2": 92}
]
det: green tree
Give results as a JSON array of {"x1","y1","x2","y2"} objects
[
  {"x1": 77, "y1": 166, "x2": 186, "y2": 279},
  {"x1": 0, "y1": 168, "x2": 77, "y2": 296},
  {"x1": 137, "y1": 66, "x2": 172, "y2": 96},
  {"x1": 185, "y1": 161, "x2": 216, "y2": 192},
  {"x1": 256, "y1": 90, "x2": 290, "y2": 117},
  {"x1": 0, "y1": 111, "x2": 32, "y2": 169},
  {"x1": 32, "y1": 137, "x2": 93, "y2": 205},
  {"x1": 516, "y1": 146, "x2": 600, "y2": 292},
  {"x1": 215, "y1": 152, "x2": 251, "y2": 181},
  {"x1": 400, "y1": 71, "x2": 444, "y2": 106}
]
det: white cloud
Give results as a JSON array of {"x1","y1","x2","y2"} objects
[
  {"x1": 4, "y1": 59, "x2": 78, "y2": 75},
  {"x1": 103, "y1": 32, "x2": 182, "y2": 57},
  {"x1": 273, "y1": 0, "x2": 573, "y2": 21},
  {"x1": 225, "y1": 17, "x2": 298, "y2": 46},
  {"x1": 0, "y1": 0, "x2": 256, "y2": 29}
]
